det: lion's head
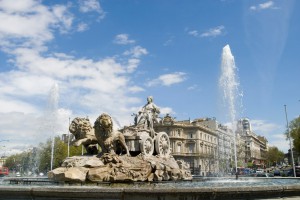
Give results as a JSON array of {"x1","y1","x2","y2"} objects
[
  {"x1": 69, "y1": 117, "x2": 93, "y2": 139},
  {"x1": 94, "y1": 113, "x2": 113, "y2": 137}
]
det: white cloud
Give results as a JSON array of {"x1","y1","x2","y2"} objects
[
  {"x1": 163, "y1": 36, "x2": 174, "y2": 46},
  {"x1": 200, "y1": 26, "x2": 225, "y2": 37},
  {"x1": 0, "y1": 46, "x2": 146, "y2": 155},
  {"x1": 147, "y1": 72, "x2": 187, "y2": 87},
  {"x1": 250, "y1": 119, "x2": 282, "y2": 134},
  {"x1": 0, "y1": 0, "x2": 37, "y2": 13},
  {"x1": 250, "y1": 1, "x2": 278, "y2": 11},
  {"x1": 187, "y1": 26, "x2": 225, "y2": 38},
  {"x1": 124, "y1": 46, "x2": 148, "y2": 58},
  {"x1": 247, "y1": 119, "x2": 288, "y2": 152},
  {"x1": 0, "y1": 107, "x2": 72, "y2": 155},
  {"x1": 160, "y1": 107, "x2": 175, "y2": 115},
  {"x1": 224, "y1": 119, "x2": 288, "y2": 152},
  {"x1": 0, "y1": 97, "x2": 37, "y2": 113},
  {"x1": 126, "y1": 58, "x2": 140, "y2": 73},
  {"x1": 187, "y1": 84, "x2": 198, "y2": 91},
  {"x1": 78, "y1": 0, "x2": 105, "y2": 19},
  {"x1": 0, "y1": 0, "x2": 73, "y2": 48},
  {"x1": 267, "y1": 134, "x2": 289, "y2": 152},
  {"x1": 188, "y1": 30, "x2": 199, "y2": 37},
  {"x1": 0, "y1": 0, "x2": 147, "y2": 156},
  {"x1": 77, "y1": 22, "x2": 89, "y2": 32},
  {"x1": 114, "y1": 34, "x2": 135, "y2": 45},
  {"x1": 128, "y1": 86, "x2": 144, "y2": 93}
]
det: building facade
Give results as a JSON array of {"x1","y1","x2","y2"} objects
[
  {"x1": 236, "y1": 118, "x2": 268, "y2": 168},
  {"x1": 0, "y1": 156, "x2": 7, "y2": 167},
  {"x1": 193, "y1": 118, "x2": 234, "y2": 175},
  {"x1": 155, "y1": 115, "x2": 269, "y2": 175},
  {"x1": 155, "y1": 115, "x2": 219, "y2": 176}
]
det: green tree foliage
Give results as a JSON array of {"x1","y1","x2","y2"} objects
[
  {"x1": 4, "y1": 148, "x2": 39, "y2": 174},
  {"x1": 5, "y1": 135, "x2": 86, "y2": 174},
  {"x1": 38, "y1": 136, "x2": 84, "y2": 173},
  {"x1": 265, "y1": 146, "x2": 284, "y2": 167},
  {"x1": 285, "y1": 116, "x2": 300, "y2": 155}
]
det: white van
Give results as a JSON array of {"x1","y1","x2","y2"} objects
[{"x1": 256, "y1": 169, "x2": 264, "y2": 173}]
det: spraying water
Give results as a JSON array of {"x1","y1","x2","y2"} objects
[
  {"x1": 48, "y1": 83, "x2": 59, "y2": 170},
  {"x1": 219, "y1": 44, "x2": 242, "y2": 173}
]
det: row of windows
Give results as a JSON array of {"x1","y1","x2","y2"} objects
[
  {"x1": 170, "y1": 129, "x2": 217, "y2": 144},
  {"x1": 174, "y1": 142, "x2": 217, "y2": 155}
]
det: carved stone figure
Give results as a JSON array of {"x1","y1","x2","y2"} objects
[
  {"x1": 136, "y1": 96, "x2": 160, "y2": 137},
  {"x1": 69, "y1": 117, "x2": 98, "y2": 155},
  {"x1": 48, "y1": 96, "x2": 192, "y2": 183},
  {"x1": 48, "y1": 153, "x2": 192, "y2": 183},
  {"x1": 94, "y1": 113, "x2": 130, "y2": 156},
  {"x1": 161, "y1": 114, "x2": 175, "y2": 125}
]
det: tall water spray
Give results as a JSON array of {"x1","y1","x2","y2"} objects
[
  {"x1": 219, "y1": 44, "x2": 242, "y2": 173},
  {"x1": 47, "y1": 83, "x2": 59, "y2": 170}
]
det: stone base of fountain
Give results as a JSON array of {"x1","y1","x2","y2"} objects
[
  {"x1": 48, "y1": 153, "x2": 192, "y2": 183},
  {"x1": 1, "y1": 183, "x2": 300, "y2": 200}
]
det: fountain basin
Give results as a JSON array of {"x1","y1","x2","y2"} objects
[{"x1": 0, "y1": 177, "x2": 300, "y2": 200}]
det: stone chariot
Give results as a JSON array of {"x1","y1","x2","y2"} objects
[
  {"x1": 121, "y1": 96, "x2": 171, "y2": 158},
  {"x1": 122, "y1": 127, "x2": 171, "y2": 158},
  {"x1": 48, "y1": 96, "x2": 192, "y2": 183}
]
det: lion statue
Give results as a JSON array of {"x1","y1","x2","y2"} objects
[
  {"x1": 94, "y1": 113, "x2": 130, "y2": 156},
  {"x1": 69, "y1": 117, "x2": 99, "y2": 155}
]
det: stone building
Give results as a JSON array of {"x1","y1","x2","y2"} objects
[
  {"x1": 154, "y1": 115, "x2": 219, "y2": 176},
  {"x1": 194, "y1": 118, "x2": 234, "y2": 175},
  {"x1": 236, "y1": 118, "x2": 268, "y2": 168},
  {"x1": 61, "y1": 133, "x2": 74, "y2": 144},
  {"x1": 0, "y1": 156, "x2": 7, "y2": 167}
]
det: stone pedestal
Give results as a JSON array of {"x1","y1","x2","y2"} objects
[{"x1": 48, "y1": 153, "x2": 192, "y2": 183}]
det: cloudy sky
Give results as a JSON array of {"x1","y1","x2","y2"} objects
[{"x1": 0, "y1": 0, "x2": 299, "y2": 156}]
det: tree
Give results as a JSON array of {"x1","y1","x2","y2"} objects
[
  {"x1": 285, "y1": 116, "x2": 300, "y2": 155},
  {"x1": 4, "y1": 150, "x2": 38, "y2": 174},
  {"x1": 4, "y1": 135, "x2": 90, "y2": 174},
  {"x1": 38, "y1": 136, "x2": 83, "y2": 173},
  {"x1": 265, "y1": 146, "x2": 284, "y2": 167}
]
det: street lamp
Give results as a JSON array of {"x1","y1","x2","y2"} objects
[
  {"x1": 284, "y1": 105, "x2": 296, "y2": 177},
  {"x1": 67, "y1": 117, "x2": 70, "y2": 158}
]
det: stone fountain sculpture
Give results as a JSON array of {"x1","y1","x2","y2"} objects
[
  {"x1": 48, "y1": 96, "x2": 192, "y2": 183},
  {"x1": 69, "y1": 117, "x2": 99, "y2": 155}
]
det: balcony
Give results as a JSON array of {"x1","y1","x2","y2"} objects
[
  {"x1": 169, "y1": 135, "x2": 184, "y2": 139},
  {"x1": 172, "y1": 152, "x2": 215, "y2": 158}
]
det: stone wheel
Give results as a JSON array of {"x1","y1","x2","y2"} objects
[
  {"x1": 155, "y1": 132, "x2": 170, "y2": 157},
  {"x1": 139, "y1": 135, "x2": 154, "y2": 156}
]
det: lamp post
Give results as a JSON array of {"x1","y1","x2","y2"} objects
[
  {"x1": 67, "y1": 117, "x2": 70, "y2": 158},
  {"x1": 0, "y1": 140, "x2": 9, "y2": 157},
  {"x1": 284, "y1": 105, "x2": 296, "y2": 177}
]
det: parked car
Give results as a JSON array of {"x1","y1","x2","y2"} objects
[
  {"x1": 273, "y1": 170, "x2": 281, "y2": 176},
  {"x1": 282, "y1": 169, "x2": 293, "y2": 177},
  {"x1": 256, "y1": 172, "x2": 272, "y2": 177},
  {"x1": 256, "y1": 169, "x2": 264, "y2": 173},
  {"x1": 296, "y1": 166, "x2": 300, "y2": 177}
]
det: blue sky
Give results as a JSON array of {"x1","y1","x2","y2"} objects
[{"x1": 0, "y1": 0, "x2": 299, "y2": 155}]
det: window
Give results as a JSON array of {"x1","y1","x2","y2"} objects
[
  {"x1": 177, "y1": 129, "x2": 181, "y2": 137},
  {"x1": 177, "y1": 143, "x2": 181, "y2": 153},
  {"x1": 189, "y1": 144, "x2": 194, "y2": 153}
]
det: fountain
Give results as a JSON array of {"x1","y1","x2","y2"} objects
[
  {"x1": 219, "y1": 44, "x2": 242, "y2": 173},
  {"x1": 48, "y1": 83, "x2": 59, "y2": 171},
  {"x1": 46, "y1": 96, "x2": 192, "y2": 183},
  {"x1": 0, "y1": 48, "x2": 300, "y2": 200}
]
